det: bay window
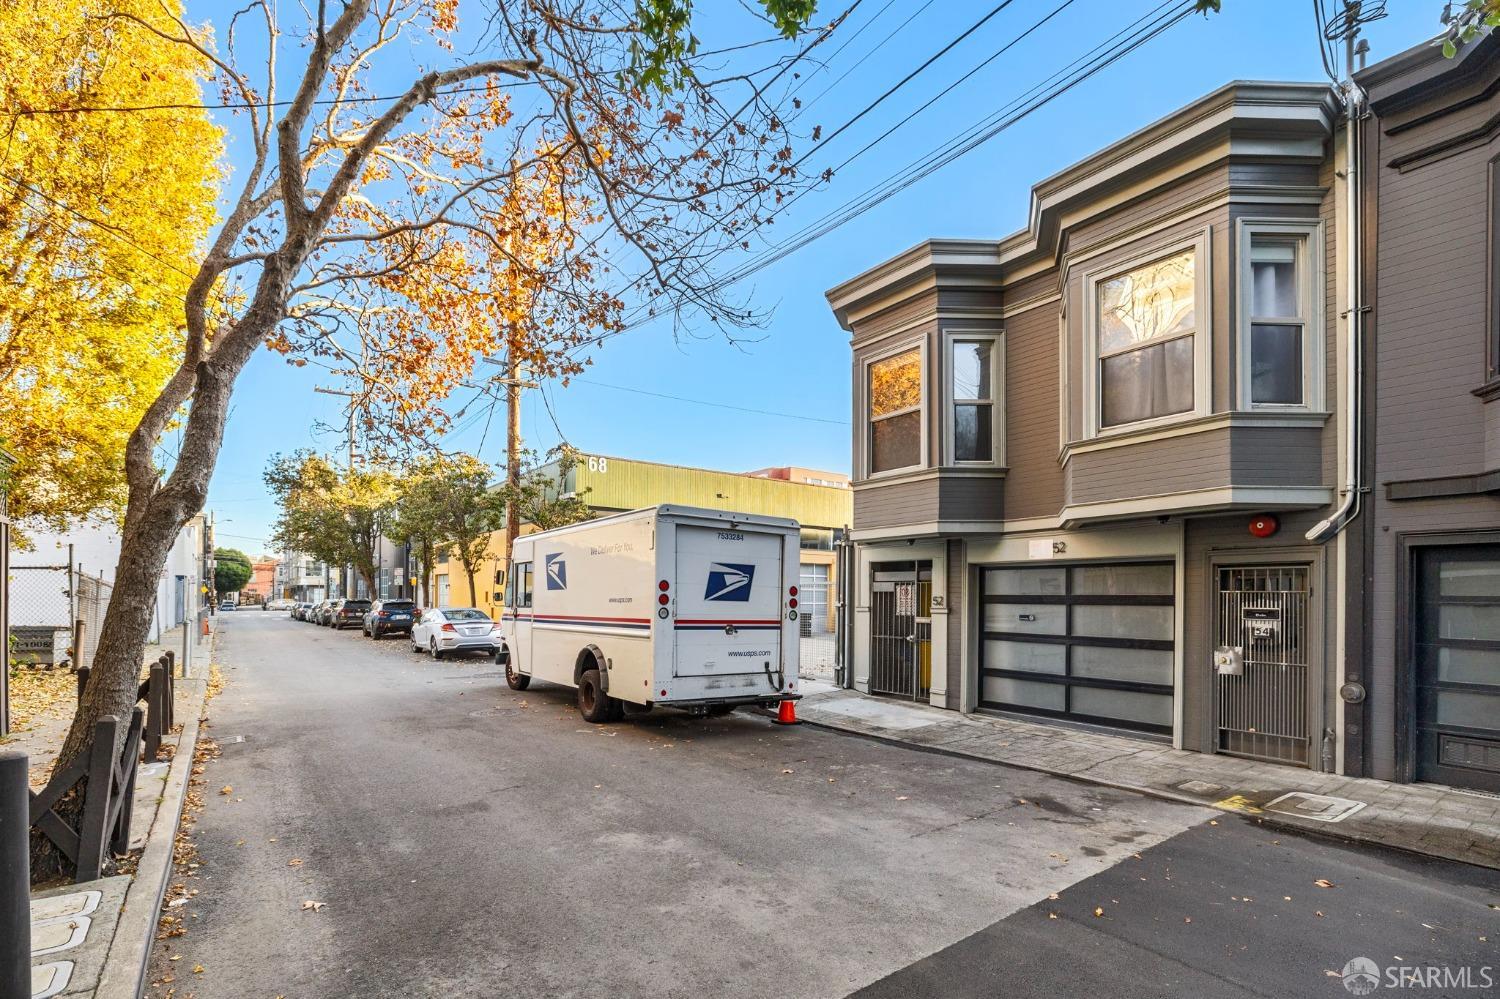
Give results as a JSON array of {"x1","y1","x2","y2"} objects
[
  {"x1": 948, "y1": 334, "x2": 1002, "y2": 464},
  {"x1": 868, "y1": 347, "x2": 923, "y2": 474},
  {"x1": 1236, "y1": 220, "x2": 1323, "y2": 410},
  {"x1": 1096, "y1": 248, "x2": 1199, "y2": 429}
]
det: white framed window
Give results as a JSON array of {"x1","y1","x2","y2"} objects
[
  {"x1": 1236, "y1": 219, "x2": 1325, "y2": 411},
  {"x1": 1083, "y1": 232, "x2": 1212, "y2": 437},
  {"x1": 864, "y1": 342, "x2": 925, "y2": 476},
  {"x1": 944, "y1": 331, "x2": 1004, "y2": 465}
]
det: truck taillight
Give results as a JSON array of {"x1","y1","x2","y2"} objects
[
  {"x1": 788, "y1": 586, "x2": 798, "y2": 597},
  {"x1": 658, "y1": 579, "x2": 670, "y2": 591},
  {"x1": 788, "y1": 598, "x2": 798, "y2": 609},
  {"x1": 658, "y1": 594, "x2": 670, "y2": 605}
]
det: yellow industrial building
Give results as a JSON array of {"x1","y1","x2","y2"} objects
[{"x1": 430, "y1": 454, "x2": 851, "y2": 632}]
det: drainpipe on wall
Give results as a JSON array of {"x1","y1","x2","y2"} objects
[{"x1": 1306, "y1": 77, "x2": 1367, "y2": 545}]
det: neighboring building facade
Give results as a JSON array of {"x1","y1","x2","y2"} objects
[
  {"x1": 277, "y1": 551, "x2": 328, "y2": 603},
  {"x1": 13, "y1": 512, "x2": 211, "y2": 645},
  {"x1": 245, "y1": 555, "x2": 278, "y2": 603},
  {"x1": 430, "y1": 453, "x2": 853, "y2": 626},
  {"x1": 828, "y1": 81, "x2": 1356, "y2": 771},
  {"x1": 1355, "y1": 34, "x2": 1500, "y2": 792}
]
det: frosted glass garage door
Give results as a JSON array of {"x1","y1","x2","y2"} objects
[{"x1": 979, "y1": 562, "x2": 1174, "y2": 735}]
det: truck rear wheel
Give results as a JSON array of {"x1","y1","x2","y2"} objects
[
  {"x1": 577, "y1": 668, "x2": 615, "y2": 723},
  {"x1": 505, "y1": 661, "x2": 530, "y2": 691}
]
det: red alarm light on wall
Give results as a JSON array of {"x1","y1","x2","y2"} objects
[{"x1": 1248, "y1": 514, "x2": 1280, "y2": 539}]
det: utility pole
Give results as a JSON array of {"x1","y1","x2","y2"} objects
[
  {"x1": 314, "y1": 385, "x2": 359, "y2": 596},
  {"x1": 313, "y1": 385, "x2": 358, "y2": 468},
  {"x1": 479, "y1": 353, "x2": 539, "y2": 578}
]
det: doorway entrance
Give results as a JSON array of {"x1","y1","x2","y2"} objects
[
  {"x1": 869, "y1": 561, "x2": 932, "y2": 701},
  {"x1": 1411, "y1": 544, "x2": 1500, "y2": 792},
  {"x1": 1215, "y1": 565, "x2": 1314, "y2": 767}
]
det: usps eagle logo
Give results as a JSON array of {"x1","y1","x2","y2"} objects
[
  {"x1": 545, "y1": 552, "x2": 567, "y2": 590},
  {"x1": 704, "y1": 562, "x2": 755, "y2": 602}
]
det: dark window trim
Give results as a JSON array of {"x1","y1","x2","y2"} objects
[
  {"x1": 1394, "y1": 528, "x2": 1500, "y2": 784},
  {"x1": 979, "y1": 667, "x2": 1172, "y2": 697},
  {"x1": 981, "y1": 630, "x2": 1173, "y2": 652},
  {"x1": 983, "y1": 594, "x2": 1173, "y2": 607}
]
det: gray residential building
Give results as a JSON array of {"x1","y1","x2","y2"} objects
[{"x1": 826, "y1": 33, "x2": 1500, "y2": 795}]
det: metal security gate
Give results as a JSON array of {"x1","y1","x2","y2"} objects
[
  {"x1": 1216, "y1": 565, "x2": 1312, "y2": 766},
  {"x1": 869, "y1": 561, "x2": 932, "y2": 700}
]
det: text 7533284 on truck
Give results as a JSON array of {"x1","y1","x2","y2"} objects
[{"x1": 497, "y1": 505, "x2": 801, "y2": 722}]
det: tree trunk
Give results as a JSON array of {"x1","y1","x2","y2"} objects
[
  {"x1": 419, "y1": 540, "x2": 433, "y2": 606},
  {"x1": 35, "y1": 307, "x2": 270, "y2": 878},
  {"x1": 462, "y1": 561, "x2": 478, "y2": 611}
]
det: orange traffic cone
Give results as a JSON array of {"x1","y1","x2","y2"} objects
[{"x1": 773, "y1": 699, "x2": 800, "y2": 725}]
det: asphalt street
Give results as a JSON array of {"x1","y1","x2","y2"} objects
[{"x1": 148, "y1": 613, "x2": 1498, "y2": 999}]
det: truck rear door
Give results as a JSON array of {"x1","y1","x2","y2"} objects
[{"x1": 672, "y1": 523, "x2": 783, "y2": 678}]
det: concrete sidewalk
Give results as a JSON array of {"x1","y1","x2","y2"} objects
[
  {"x1": 794, "y1": 685, "x2": 1500, "y2": 870},
  {"x1": 28, "y1": 619, "x2": 215, "y2": 998}
]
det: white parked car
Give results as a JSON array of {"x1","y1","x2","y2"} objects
[{"x1": 411, "y1": 607, "x2": 501, "y2": 659}]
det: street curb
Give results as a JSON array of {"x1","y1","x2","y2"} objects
[
  {"x1": 791, "y1": 713, "x2": 1500, "y2": 873},
  {"x1": 94, "y1": 639, "x2": 213, "y2": 999}
]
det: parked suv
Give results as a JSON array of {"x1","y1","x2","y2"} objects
[
  {"x1": 330, "y1": 598, "x2": 370, "y2": 630},
  {"x1": 363, "y1": 599, "x2": 417, "y2": 639}
]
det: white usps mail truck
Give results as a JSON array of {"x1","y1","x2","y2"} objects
[{"x1": 498, "y1": 505, "x2": 802, "y2": 722}]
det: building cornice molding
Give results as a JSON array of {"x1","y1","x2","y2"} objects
[{"x1": 826, "y1": 82, "x2": 1336, "y2": 330}]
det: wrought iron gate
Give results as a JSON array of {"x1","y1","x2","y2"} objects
[
  {"x1": 869, "y1": 561, "x2": 932, "y2": 700},
  {"x1": 1215, "y1": 565, "x2": 1313, "y2": 766}
]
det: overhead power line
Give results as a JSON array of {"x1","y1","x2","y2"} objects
[
  {"x1": 597, "y1": 0, "x2": 1197, "y2": 346},
  {"x1": 1, "y1": 171, "x2": 197, "y2": 278},
  {"x1": 1, "y1": 79, "x2": 536, "y2": 117},
  {"x1": 699, "y1": 0, "x2": 1200, "y2": 302}
]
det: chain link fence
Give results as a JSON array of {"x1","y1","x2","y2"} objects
[
  {"x1": 9, "y1": 564, "x2": 113, "y2": 670},
  {"x1": 797, "y1": 573, "x2": 837, "y2": 682}
]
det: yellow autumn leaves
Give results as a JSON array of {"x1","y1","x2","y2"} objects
[{"x1": 0, "y1": 0, "x2": 221, "y2": 529}]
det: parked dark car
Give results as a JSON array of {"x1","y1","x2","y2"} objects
[
  {"x1": 330, "y1": 598, "x2": 370, "y2": 630},
  {"x1": 363, "y1": 599, "x2": 417, "y2": 639}
]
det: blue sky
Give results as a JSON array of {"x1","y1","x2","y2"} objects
[{"x1": 198, "y1": 0, "x2": 1437, "y2": 555}]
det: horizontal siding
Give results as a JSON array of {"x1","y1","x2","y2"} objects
[
  {"x1": 936, "y1": 475, "x2": 1004, "y2": 521},
  {"x1": 1002, "y1": 298, "x2": 1065, "y2": 519},
  {"x1": 1229, "y1": 427, "x2": 1326, "y2": 487},
  {"x1": 853, "y1": 478, "x2": 940, "y2": 529},
  {"x1": 1068, "y1": 429, "x2": 1233, "y2": 505},
  {"x1": 1374, "y1": 131, "x2": 1494, "y2": 484},
  {"x1": 1066, "y1": 163, "x2": 1229, "y2": 253},
  {"x1": 848, "y1": 287, "x2": 941, "y2": 344},
  {"x1": 1364, "y1": 60, "x2": 1500, "y2": 781}
]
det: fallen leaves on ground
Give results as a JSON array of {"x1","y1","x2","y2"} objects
[
  {"x1": 218, "y1": 785, "x2": 232, "y2": 795},
  {"x1": 6, "y1": 665, "x2": 75, "y2": 733},
  {"x1": 1092, "y1": 906, "x2": 1105, "y2": 917},
  {"x1": 301, "y1": 900, "x2": 328, "y2": 912},
  {"x1": 1314, "y1": 879, "x2": 1336, "y2": 888},
  {"x1": 288, "y1": 858, "x2": 304, "y2": 867}
]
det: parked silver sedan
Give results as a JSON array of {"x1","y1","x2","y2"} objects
[{"x1": 410, "y1": 607, "x2": 500, "y2": 660}]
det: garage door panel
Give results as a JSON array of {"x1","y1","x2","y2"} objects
[
  {"x1": 1415, "y1": 545, "x2": 1500, "y2": 793},
  {"x1": 980, "y1": 562, "x2": 1175, "y2": 736}
]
